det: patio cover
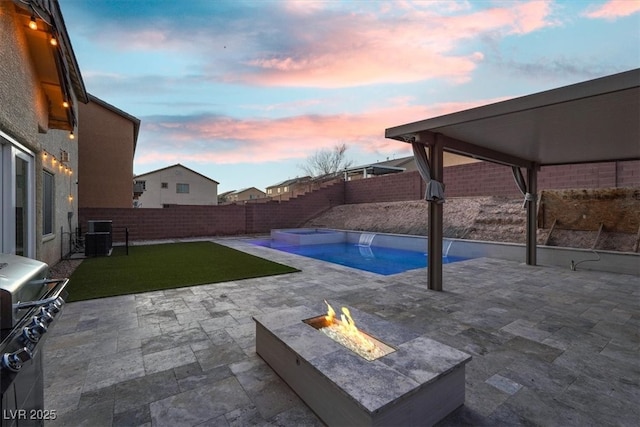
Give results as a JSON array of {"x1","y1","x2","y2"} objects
[{"x1": 385, "y1": 68, "x2": 640, "y2": 291}]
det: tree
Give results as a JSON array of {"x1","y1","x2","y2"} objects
[{"x1": 300, "y1": 143, "x2": 353, "y2": 178}]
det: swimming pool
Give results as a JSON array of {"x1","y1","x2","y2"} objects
[{"x1": 250, "y1": 239, "x2": 469, "y2": 275}]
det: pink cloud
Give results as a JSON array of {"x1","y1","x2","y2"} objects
[
  {"x1": 230, "y1": 1, "x2": 553, "y2": 88},
  {"x1": 97, "y1": 1, "x2": 554, "y2": 88},
  {"x1": 583, "y1": 0, "x2": 640, "y2": 20},
  {"x1": 135, "y1": 97, "x2": 501, "y2": 166}
]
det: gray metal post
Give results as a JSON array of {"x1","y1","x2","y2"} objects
[
  {"x1": 526, "y1": 167, "x2": 537, "y2": 265},
  {"x1": 428, "y1": 136, "x2": 444, "y2": 291}
]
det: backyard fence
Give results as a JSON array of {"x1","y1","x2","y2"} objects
[{"x1": 79, "y1": 159, "x2": 640, "y2": 243}]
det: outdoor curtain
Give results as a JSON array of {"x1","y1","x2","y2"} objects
[
  {"x1": 511, "y1": 166, "x2": 536, "y2": 208},
  {"x1": 412, "y1": 142, "x2": 445, "y2": 203}
]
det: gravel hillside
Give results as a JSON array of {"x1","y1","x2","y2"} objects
[{"x1": 304, "y1": 197, "x2": 636, "y2": 251}]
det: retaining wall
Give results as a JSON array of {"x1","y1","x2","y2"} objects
[{"x1": 79, "y1": 160, "x2": 639, "y2": 242}]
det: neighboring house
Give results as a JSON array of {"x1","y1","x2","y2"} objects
[
  {"x1": 266, "y1": 176, "x2": 312, "y2": 200},
  {"x1": 217, "y1": 190, "x2": 235, "y2": 204},
  {"x1": 134, "y1": 164, "x2": 219, "y2": 208},
  {"x1": 78, "y1": 94, "x2": 140, "y2": 208},
  {"x1": 344, "y1": 154, "x2": 477, "y2": 181},
  {"x1": 0, "y1": 0, "x2": 88, "y2": 265},
  {"x1": 343, "y1": 158, "x2": 408, "y2": 181},
  {"x1": 227, "y1": 187, "x2": 266, "y2": 203}
]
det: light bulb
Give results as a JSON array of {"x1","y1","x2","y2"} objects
[
  {"x1": 29, "y1": 16, "x2": 37, "y2": 30},
  {"x1": 69, "y1": 131, "x2": 75, "y2": 140}
]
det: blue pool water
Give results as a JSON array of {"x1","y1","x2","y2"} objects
[{"x1": 250, "y1": 240, "x2": 469, "y2": 275}]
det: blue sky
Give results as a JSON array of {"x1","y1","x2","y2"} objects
[{"x1": 59, "y1": 0, "x2": 640, "y2": 193}]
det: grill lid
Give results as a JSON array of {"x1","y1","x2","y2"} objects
[{"x1": 0, "y1": 254, "x2": 49, "y2": 330}]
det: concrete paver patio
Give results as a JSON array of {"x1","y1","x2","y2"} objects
[{"x1": 44, "y1": 238, "x2": 639, "y2": 426}]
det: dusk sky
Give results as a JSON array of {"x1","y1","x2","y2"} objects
[{"x1": 59, "y1": 0, "x2": 640, "y2": 193}]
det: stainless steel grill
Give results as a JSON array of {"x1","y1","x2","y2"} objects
[{"x1": 0, "y1": 254, "x2": 68, "y2": 427}]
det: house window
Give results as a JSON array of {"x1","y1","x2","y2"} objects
[
  {"x1": 138, "y1": 180, "x2": 146, "y2": 190},
  {"x1": 176, "y1": 183, "x2": 189, "y2": 193},
  {"x1": 277, "y1": 188, "x2": 281, "y2": 194},
  {"x1": 284, "y1": 186, "x2": 289, "y2": 192},
  {"x1": 267, "y1": 189, "x2": 272, "y2": 194},
  {"x1": 161, "y1": 182, "x2": 168, "y2": 189},
  {"x1": 43, "y1": 171, "x2": 54, "y2": 236},
  {"x1": 1, "y1": 133, "x2": 35, "y2": 257}
]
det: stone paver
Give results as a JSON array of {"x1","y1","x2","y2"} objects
[{"x1": 44, "y1": 238, "x2": 640, "y2": 426}]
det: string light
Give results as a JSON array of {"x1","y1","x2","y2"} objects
[
  {"x1": 69, "y1": 131, "x2": 75, "y2": 140},
  {"x1": 63, "y1": 100, "x2": 69, "y2": 108},
  {"x1": 49, "y1": 34, "x2": 57, "y2": 46},
  {"x1": 41, "y1": 150, "x2": 73, "y2": 175},
  {"x1": 29, "y1": 15, "x2": 37, "y2": 30}
]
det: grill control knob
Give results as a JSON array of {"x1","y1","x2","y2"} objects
[
  {"x1": 47, "y1": 298, "x2": 63, "y2": 314},
  {"x1": 1, "y1": 348, "x2": 32, "y2": 373},
  {"x1": 22, "y1": 318, "x2": 46, "y2": 343},
  {"x1": 37, "y1": 307, "x2": 54, "y2": 324}
]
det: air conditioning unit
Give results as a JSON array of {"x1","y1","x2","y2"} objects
[
  {"x1": 84, "y1": 232, "x2": 111, "y2": 257},
  {"x1": 85, "y1": 220, "x2": 113, "y2": 256}
]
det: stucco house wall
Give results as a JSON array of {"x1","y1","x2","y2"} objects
[
  {"x1": 0, "y1": 0, "x2": 85, "y2": 265},
  {"x1": 135, "y1": 164, "x2": 218, "y2": 208},
  {"x1": 78, "y1": 95, "x2": 139, "y2": 208}
]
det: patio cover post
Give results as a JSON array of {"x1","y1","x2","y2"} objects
[
  {"x1": 526, "y1": 167, "x2": 537, "y2": 265},
  {"x1": 428, "y1": 135, "x2": 444, "y2": 291}
]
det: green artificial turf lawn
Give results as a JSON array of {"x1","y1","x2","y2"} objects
[{"x1": 65, "y1": 241, "x2": 299, "y2": 302}]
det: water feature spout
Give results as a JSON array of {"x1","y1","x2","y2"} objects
[
  {"x1": 444, "y1": 239, "x2": 454, "y2": 258},
  {"x1": 358, "y1": 233, "x2": 376, "y2": 247}
]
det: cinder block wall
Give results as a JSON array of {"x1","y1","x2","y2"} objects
[
  {"x1": 78, "y1": 160, "x2": 639, "y2": 242},
  {"x1": 345, "y1": 171, "x2": 424, "y2": 203},
  {"x1": 344, "y1": 160, "x2": 640, "y2": 202},
  {"x1": 78, "y1": 182, "x2": 345, "y2": 242}
]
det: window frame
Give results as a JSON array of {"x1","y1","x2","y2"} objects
[
  {"x1": 176, "y1": 183, "x2": 190, "y2": 194},
  {"x1": 0, "y1": 130, "x2": 36, "y2": 257},
  {"x1": 42, "y1": 170, "x2": 54, "y2": 237}
]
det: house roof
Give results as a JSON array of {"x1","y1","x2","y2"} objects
[
  {"x1": 346, "y1": 154, "x2": 474, "y2": 176},
  {"x1": 88, "y1": 94, "x2": 141, "y2": 152},
  {"x1": 231, "y1": 187, "x2": 266, "y2": 195},
  {"x1": 386, "y1": 68, "x2": 640, "y2": 168},
  {"x1": 13, "y1": 0, "x2": 88, "y2": 131},
  {"x1": 344, "y1": 163, "x2": 405, "y2": 176},
  {"x1": 134, "y1": 163, "x2": 220, "y2": 184},
  {"x1": 266, "y1": 176, "x2": 311, "y2": 189},
  {"x1": 374, "y1": 156, "x2": 415, "y2": 168}
]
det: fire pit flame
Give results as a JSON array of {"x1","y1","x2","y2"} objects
[{"x1": 312, "y1": 300, "x2": 394, "y2": 361}]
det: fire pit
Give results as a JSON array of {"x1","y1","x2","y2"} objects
[
  {"x1": 303, "y1": 300, "x2": 395, "y2": 361},
  {"x1": 253, "y1": 303, "x2": 471, "y2": 427}
]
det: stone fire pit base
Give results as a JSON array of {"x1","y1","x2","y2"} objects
[{"x1": 253, "y1": 305, "x2": 471, "y2": 427}]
